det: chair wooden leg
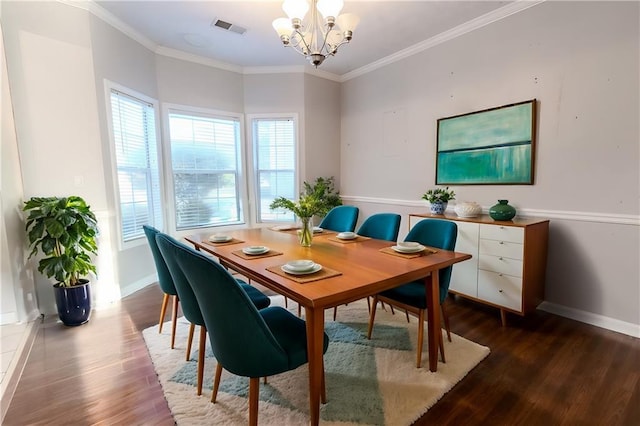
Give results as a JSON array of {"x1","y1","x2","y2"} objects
[
  {"x1": 186, "y1": 323, "x2": 195, "y2": 361},
  {"x1": 211, "y1": 363, "x2": 222, "y2": 403},
  {"x1": 170, "y1": 295, "x2": 179, "y2": 349},
  {"x1": 366, "y1": 296, "x2": 371, "y2": 312},
  {"x1": 367, "y1": 296, "x2": 379, "y2": 339},
  {"x1": 438, "y1": 328, "x2": 446, "y2": 363},
  {"x1": 333, "y1": 306, "x2": 338, "y2": 321},
  {"x1": 405, "y1": 309, "x2": 410, "y2": 323},
  {"x1": 416, "y1": 309, "x2": 425, "y2": 368},
  {"x1": 197, "y1": 325, "x2": 206, "y2": 396},
  {"x1": 158, "y1": 293, "x2": 169, "y2": 333},
  {"x1": 441, "y1": 302, "x2": 452, "y2": 342},
  {"x1": 284, "y1": 296, "x2": 288, "y2": 308},
  {"x1": 297, "y1": 304, "x2": 302, "y2": 317},
  {"x1": 249, "y1": 377, "x2": 259, "y2": 426}
]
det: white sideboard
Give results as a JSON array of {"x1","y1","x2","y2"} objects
[{"x1": 408, "y1": 213, "x2": 550, "y2": 326}]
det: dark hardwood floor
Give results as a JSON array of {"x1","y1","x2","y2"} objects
[{"x1": 4, "y1": 284, "x2": 639, "y2": 425}]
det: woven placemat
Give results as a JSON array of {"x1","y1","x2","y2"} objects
[
  {"x1": 266, "y1": 264, "x2": 342, "y2": 283},
  {"x1": 231, "y1": 249, "x2": 283, "y2": 260},
  {"x1": 202, "y1": 238, "x2": 245, "y2": 247},
  {"x1": 379, "y1": 246, "x2": 438, "y2": 259},
  {"x1": 327, "y1": 235, "x2": 371, "y2": 244}
]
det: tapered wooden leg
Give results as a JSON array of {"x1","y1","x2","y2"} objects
[
  {"x1": 197, "y1": 326, "x2": 206, "y2": 395},
  {"x1": 186, "y1": 323, "x2": 195, "y2": 361},
  {"x1": 405, "y1": 309, "x2": 410, "y2": 323},
  {"x1": 249, "y1": 377, "x2": 259, "y2": 426},
  {"x1": 441, "y1": 303, "x2": 452, "y2": 342},
  {"x1": 367, "y1": 296, "x2": 379, "y2": 339},
  {"x1": 158, "y1": 293, "x2": 169, "y2": 333},
  {"x1": 426, "y1": 274, "x2": 441, "y2": 372},
  {"x1": 211, "y1": 363, "x2": 222, "y2": 403},
  {"x1": 320, "y1": 357, "x2": 327, "y2": 404},
  {"x1": 333, "y1": 306, "x2": 338, "y2": 321},
  {"x1": 284, "y1": 297, "x2": 288, "y2": 308},
  {"x1": 438, "y1": 328, "x2": 446, "y2": 363},
  {"x1": 170, "y1": 295, "x2": 179, "y2": 349},
  {"x1": 366, "y1": 297, "x2": 371, "y2": 312},
  {"x1": 416, "y1": 309, "x2": 425, "y2": 368}
]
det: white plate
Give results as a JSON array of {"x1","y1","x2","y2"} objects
[
  {"x1": 285, "y1": 259, "x2": 316, "y2": 272},
  {"x1": 281, "y1": 263, "x2": 323, "y2": 275},
  {"x1": 242, "y1": 246, "x2": 269, "y2": 255},
  {"x1": 313, "y1": 226, "x2": 324, "y2": 233},
  {"x1": 336, "y1": 232, "x2": 357, "y2": 240},
  {"x1": 209, "y1": 235, "x2": 232, "y2": 243},
  {"x1": 273, "y1": 224, "x2": 296, "y2": 231},
  {"x1": 391, "y1": 244, "x2": 425, "y2": 253}
]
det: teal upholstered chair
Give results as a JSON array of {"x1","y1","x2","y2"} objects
[
  {"x1": 318, "y1": 205, "x2": 359, "y2": 232},
  {"x1": 172, "y1": 242, "x2": 329, "y2": 425},
  {"x1": 143, "y1": 225, "x2": 180, "y2": 349},
  {"x1": 357, "y1": 213, "x2": 401, "y2": 242},
  {"x1": 367, "y1": 218, "x2": 458, "y2": 368},
  {"x1": 333, "y1": 213, "x2": 402, "y2": 320},
  {"x1": 155, "y1": 233, "x2": 271, "y2": 396}
]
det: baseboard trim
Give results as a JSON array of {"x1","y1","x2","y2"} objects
[
  {"x1": 538, "y1": 302, "x2": 639, "y2": 338},
  {"x1": 0, "y1": 319, "x2": 40, "y2": 423},
  {"x1": 120, "y1": 274, "x2": 157, "y2": 299}
]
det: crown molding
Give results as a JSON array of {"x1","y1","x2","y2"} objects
[
  {"x1": 340, "y1": 0, "x2": 546, "y2": 82},
  {"x1": 80, "y1": 0, "x2": 544, "y2": 82}
]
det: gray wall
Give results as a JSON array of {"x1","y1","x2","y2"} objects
[{"x1": 340, "y1": 1, "x2": 639, "y2": 334}]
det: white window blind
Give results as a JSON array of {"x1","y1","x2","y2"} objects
[
  {"x1": 109, "y1": 89, "x2": 162, "y2": 242},
  {"x1": 253, "y1": 118, "x2": 296, "y2": 222},
  {"x1": 168, "y1": 112, "x2": 243, "y2": 229}
]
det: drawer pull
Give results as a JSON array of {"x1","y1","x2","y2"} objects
[
  {"x1": 499, "y1": 241, "x2": 504, "y2": 245},
  {"x1": 499, "y1": 289, "x2": 504, "y2": 293},
  {"x1": 499, "y1": 273, "x2": 503, "y2": 277},
  {"x1": 499, "y1": 257, "x2": 504, "y2": 261}
]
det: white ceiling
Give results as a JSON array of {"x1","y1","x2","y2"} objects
[{"x1": 94, "y1": 1, "x2": 516, "y2": 77}]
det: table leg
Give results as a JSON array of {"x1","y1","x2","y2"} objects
[
  {"x1": 426, "y1": 272, "x2": 441, "y2": 372},
  {"x1": 305, "y1": 306, "x2": 325, "y2": 426}
]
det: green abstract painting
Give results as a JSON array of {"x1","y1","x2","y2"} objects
[{"x1": 436, "y1": 99, "x2": 536, "y2": 185}]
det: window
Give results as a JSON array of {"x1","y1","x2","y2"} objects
[
  {"x1": 252, "y1": 117, "x2": 297, "y2": 222},
  {"x1": 167, "y1": 110, "x2": 243, "y2": 230},
  {"x1": 108, "y1": 87, "x2": 162, "y2": 243}
]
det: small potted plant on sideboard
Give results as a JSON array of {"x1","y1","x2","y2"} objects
[{"x1": 422, "y1": 187, "x2": 456, "y2": 215}]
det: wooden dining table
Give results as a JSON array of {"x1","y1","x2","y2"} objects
[{"x1": 185, "y1": 227, "x2": 471, "y2": 426}]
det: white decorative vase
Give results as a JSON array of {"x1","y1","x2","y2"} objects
[{"x1": 454, "y1": 201, "x2": 482, "y2": 218}]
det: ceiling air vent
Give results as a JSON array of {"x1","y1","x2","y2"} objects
[{"x1": 211, "y1": 18, "x2": 247, "y2": 35}]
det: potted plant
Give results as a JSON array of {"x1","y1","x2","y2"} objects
[
  {"x1": 23, "y1": 196, "x2": 99, "y2": 326},
  {"x1": 422, "y1": 187, "x2": 456, "y2": 215},
  {"x1": 302, "y1": 176, "x2": 342, "y2": 217}
]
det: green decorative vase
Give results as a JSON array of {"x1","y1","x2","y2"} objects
[{"x1": 489, "y1": 200, "x2": 516, "y2": 221}]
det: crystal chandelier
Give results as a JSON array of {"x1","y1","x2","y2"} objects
[{"x1": 272, "y1": 0, "x2": 360, "y2": 68}]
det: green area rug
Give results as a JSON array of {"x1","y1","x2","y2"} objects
[{"x1": 143, "y1": 296, "x2": 489, "y2": 425}]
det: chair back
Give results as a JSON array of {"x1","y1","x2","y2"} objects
[
  {"x1": 405, "y1": 219, "x2": 458, "y2": 302},
  {"x1": 142, "y1": 225, "x2": 177, "y2": 296},
  {"x1": 318, "y1": 205, "x2": 359, "y2": 232},
  {"x1": 357, "y1": 213, "x2": 401, "y2": 242},
  {"x1": 155, "y1": 233, "x2": 205, "y2": 326},
  {"x1": 169, "y1": 241, "x2": 292, "y2": 378}
]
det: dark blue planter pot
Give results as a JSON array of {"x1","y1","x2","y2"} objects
[{"x1": 54, "y1": 280, "x2": 92, "y2": 326}]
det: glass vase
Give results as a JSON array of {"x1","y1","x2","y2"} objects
[{"x1": 298, "y1": 217, "x2": 313, "y2": 247}]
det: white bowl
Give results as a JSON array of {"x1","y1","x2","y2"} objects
[
  {"x1": 337, "y1": 231, "x2": 357, "y2": 240},
  {"x1": 398, "y1": 241, "x2": 420, "y2": 249},
  {"x1": 209, "y1": 234, "x2": 231, "y2": 242},
  {"x1": 244, "y1": 245, "x2": 267, "y2": 253},
  {"x1": 285, "y1": 259, "x2": 315, "y2": 272}
]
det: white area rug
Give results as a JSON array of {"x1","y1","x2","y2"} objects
[{"x1": 143, "y1": 296, "x2": 489, "y2": 425}]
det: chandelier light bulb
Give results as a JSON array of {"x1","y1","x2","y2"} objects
[
  {"x1": 282, "y1": 0, "x2": 309, "y2": 21},
  {"x1": 336, "y1": 13, "x2": 360, "y2": 33},
  {"x1": 272, "y1": 17, "x2": 293, "y2": 42},
  {"x1": 316, "y1": 0, "x2": 344, "y2": 20}
]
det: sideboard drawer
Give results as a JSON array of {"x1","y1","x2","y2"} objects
[
  {"x1": 478, "y1": 270, "x2": 523, "y2": 311},
  {"x1": 479, "y1": 239, "x2": 524, "y2": 260},
  {"x1": 478, "y1": 254, "x2": 524, "y2": 277},
  {"x1": 479, "y1": 224, "x2": 524, "y2": 243}
]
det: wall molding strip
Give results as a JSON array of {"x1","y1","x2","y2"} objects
[
  {"x1": 538, "y1": 302, "x2": 640, "y2": 338},
  {"x1": 341, "y1": 195, "x2": 640, "y2": 226}
]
